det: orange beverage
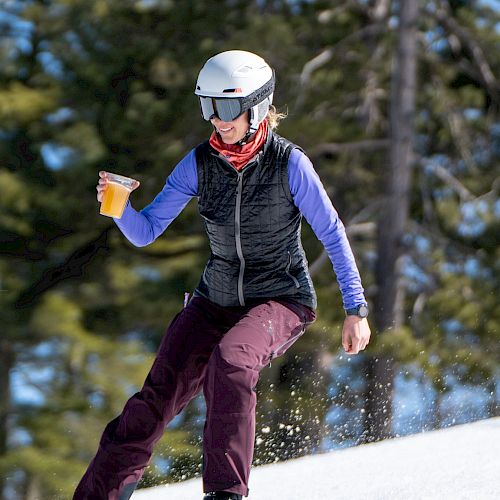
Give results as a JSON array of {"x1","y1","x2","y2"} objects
[{"x1": 99, "y1": 173, "x2": 136, "y2": 219}]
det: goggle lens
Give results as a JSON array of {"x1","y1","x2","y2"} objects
[{"x1": 199, "y1": 97, "x2": 243, "y2": 122}]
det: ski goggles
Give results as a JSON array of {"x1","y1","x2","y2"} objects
[
  {"x1": 199, "y1": 96, "x2": 245, "y2": 122},
  {"x1": 198, "y1": 74, "x2": 275, "y2": 122}
]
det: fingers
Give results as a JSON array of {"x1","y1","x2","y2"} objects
[
  {"x1": 97, "y1": 171, "x2": 108, "y2": 202},
  {"x1": 357, "y1": 335, "x2": 370, "y2": 352},
  {"x1": 352, "y1": 331, "x2": 370, "y2": 354},
  {"x1": 342, "y1": 327, "x2": 351, "y2": 352},
  {"x1": 96, "y1": 172, "x2": 140, "y2": 202},
  {"x1": 342, "y1": 317, "x2": 371, "y2": 355},
  {"x1": 345, "y1": 336, "x2": 362, "y2": 355},
  {"x1": 360, "y1": 324, "x2": 371, "y2": 352},
  {"x1": 357, "y1": 342, "x2": 368, "y2": 353}
]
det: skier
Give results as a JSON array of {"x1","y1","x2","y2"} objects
[{"x1": 74, "y1": 50, "x2": 371, "y2": 500}]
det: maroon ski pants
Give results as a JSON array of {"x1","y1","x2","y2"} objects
[{"x1": 73, "y1": 296, "x2": 315, "y2": 499}]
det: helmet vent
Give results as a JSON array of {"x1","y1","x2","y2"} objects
[{"x1": 233, "y1": 65, "x2": 252, "y2": 76}]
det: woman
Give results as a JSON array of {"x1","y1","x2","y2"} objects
[{"x1": 74, "y1": 50, "x2": 371, "y2": 500}]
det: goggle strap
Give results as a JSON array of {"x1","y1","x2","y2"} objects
[
  {"x1": 239, "y1": 73, "x2": 275, "y2": 113},
  {"x1": 198, "y1": 72, "x2": 275, "y2": 121}
]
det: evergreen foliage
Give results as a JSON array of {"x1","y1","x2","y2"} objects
[{"x1": 0, "y1": 0, "x2": 498, "y2": 497}]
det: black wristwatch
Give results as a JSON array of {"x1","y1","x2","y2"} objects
[{"x1": 345, "y1": 303, "x2": 369, "y2": 318}]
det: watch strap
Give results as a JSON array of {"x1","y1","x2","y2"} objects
[{"x1": 345, "y1": 303, "x2": 369, "y2": 318}]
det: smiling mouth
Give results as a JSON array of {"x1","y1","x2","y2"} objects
[{"x1": 219, "y1": 127, "x2": 232, "y2": 133}]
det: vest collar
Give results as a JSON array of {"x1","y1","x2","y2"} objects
[{"x1": 209, "y1": 129, "x2": 274, "y2": 174}]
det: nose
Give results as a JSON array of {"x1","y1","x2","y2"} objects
[{"x1": 211, "y1": 116, "x2": 227, "y2": 126}]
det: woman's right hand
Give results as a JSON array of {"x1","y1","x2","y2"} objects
[
  {"x1": 96, "y1": 171, "x2": 110, "y2": 203},
  {"x1": 96, "y1": 171, "x2": 140, "y2": 202}
]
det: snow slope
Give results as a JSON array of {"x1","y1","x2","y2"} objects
[{"x1": 132, "y1": 416, "x2": 500, "y2": 500}]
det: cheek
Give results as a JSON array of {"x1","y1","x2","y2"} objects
[
  {"x1": 235, "y1": 111, "x2": 246, "y2": 122},
  {"x1": 237, "y1": 115, "x2": 249, "y2": 131}
]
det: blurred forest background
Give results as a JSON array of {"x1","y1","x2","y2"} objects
[{"x1": 0, "y1": 0, "x2": 499, "y2": 498}]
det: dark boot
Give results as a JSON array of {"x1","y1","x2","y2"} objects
[{"x1": 203, "y1": 492, "x2": 243, "y2": 500}]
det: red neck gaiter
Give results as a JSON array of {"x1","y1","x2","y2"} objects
[{"x1": 209, "y1": 120, "x2": 268, "y2": 171}]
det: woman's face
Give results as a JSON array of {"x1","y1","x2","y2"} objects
[{"x1": 210, "y1": 112, "x2": 249, "y2": 145}]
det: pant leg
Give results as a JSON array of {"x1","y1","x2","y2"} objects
[
  {"x1": 202, "y1": 300, "x2": 315, "y2": 497},
  {"x1": 73, "y1": 297, "x2": 226, "y2": 500}
]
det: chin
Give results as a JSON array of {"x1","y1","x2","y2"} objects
[{"x1": 220, "y1": 136, "x2": 239, "y2": 145}]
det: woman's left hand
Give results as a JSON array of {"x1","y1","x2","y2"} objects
[{"x1": 341, "y1": 316, "x2": 371, "y2": 355}]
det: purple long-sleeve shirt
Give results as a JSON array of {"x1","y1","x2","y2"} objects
[{"x1": 114, "y1": 147, "x2": 366, "y2": 309}]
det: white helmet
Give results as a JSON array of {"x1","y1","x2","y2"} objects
[{"x1": 195, "y1": 50, "x2": 275, "y2": 134}]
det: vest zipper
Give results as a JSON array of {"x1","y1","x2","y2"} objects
[{"x1": 235, "y1": 172, "x2": 245, "y2": 306}]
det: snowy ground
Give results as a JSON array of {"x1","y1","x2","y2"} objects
[{"x1": 132, "y1": 416, "x2": 500, "y2": 500}]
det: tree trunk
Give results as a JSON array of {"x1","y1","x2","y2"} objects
[
  {"x1": 25, "y1": 475, "x2": 42, "y2": 500},
  {"x1": 488, "y1": 380, "x2": 500, "y2": 418},
  {"x1": 364, "y1": 0, "x2": 418, "y2": 442},
  {"x1": 0, "y1": 340, "x2": 13, "y2": 500}
]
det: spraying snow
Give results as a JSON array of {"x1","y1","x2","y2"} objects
[{"x1": 132, "y1": 416, "x2": 500, "y2": 499}]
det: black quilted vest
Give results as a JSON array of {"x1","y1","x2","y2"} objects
[{"x1": 193, "y1": 131, "x2": 317, "y2": 309}]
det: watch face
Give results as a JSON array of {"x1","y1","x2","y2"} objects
[{"x1": 358, "y1": 304, "x2": 369, "y2": 318}]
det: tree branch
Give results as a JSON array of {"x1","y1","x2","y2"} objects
[
  {"x1": 14, "y1": 228, "x2": 113, "y2": 309},
  {"x1": 408, "y1": 220, "x2": 486, "y2": 256},
  {"x1": 309, "y1": 250, "x2": 329, "y2": 278},
  {"x1": 425, "y1": 162, "x2": 475, "y2": 202},
  {"x1": 309, "y1": 222, "x2": 376, "y2": 278},
  {"x1": 296, "y1": 23, "x2": 387, "y2": 109},
  {"x1": 308, "y1": 138, "x2": 389, "y2": 160},
  {"x1": 432, "y1": 0, "x2": 499, "y2": 102},
  {"x1": 118, "y1": 237, "x2": 206, "y2": 259}
]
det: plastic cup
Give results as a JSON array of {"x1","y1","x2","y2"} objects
[{"x1": 99, "y1": 172, "x2": 137, "y2": 219}]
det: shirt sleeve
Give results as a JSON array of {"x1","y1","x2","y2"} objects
[
  {"x1": 113, "y1": 149, "x2": 198, "y2": 247},
  {"x1": 288, "y1": 148, "x2": 366, "y2": 310}
]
